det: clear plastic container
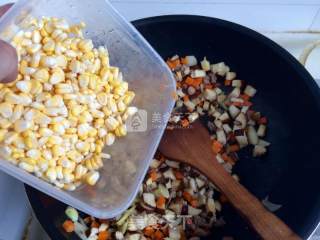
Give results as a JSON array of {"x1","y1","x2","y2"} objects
[{"x1": 0, "y1": 0, "x2": 175, "y2": 218}]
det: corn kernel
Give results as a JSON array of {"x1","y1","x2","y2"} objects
[
  {"x1": 5, "y1": 16, "x2": 135, "y2": 190},
  {"x1": 32, "y1": 68, "x2": 49, "y2": 82},
  {"x1": 19, "y1": 162, "x2": 34, "y2": 172},
  {"x1": 46, "y1": 167, "x2": 57, "y2": 182},
  {"x1": 0, "y1": 102, "x2": 13, "y2": 118},
  {"x1": 85, "y1": 171, "x2": 99, "y2": 186}
]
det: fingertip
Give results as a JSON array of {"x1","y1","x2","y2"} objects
[{"x1": 0, "y1": 40, "x2": 18, "y2": 83}]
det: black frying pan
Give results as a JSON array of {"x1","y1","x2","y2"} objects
[{"x1": 25, "y1": 15, "x2": 320, "y2": 240}]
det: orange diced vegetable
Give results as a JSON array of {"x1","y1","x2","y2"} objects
[
  {"x1": 149, "y1": 170, "x2": 158, "y2": 181},
  {"x1": 98, "y1": 230, "x2": 110, "y2": 240},
  {"x1": 156, "y1": 196, "x2": 166, "y2": 209},
  {"x1": 241, "y1": 94, "x2": 250, "y2": 101},
  {"x1": 183, "y1": 95, "x2": 189, "y2": 102},
  {"x1": 144, "y1": 227, "x2": 155, "y2": 237},
  {"x1": 167, "y1": 58, "x2": 181, "y2": 69},
  {"x1": 91, "y1": 221, "x2": 100, "y2": 228},
  {"x1": 154, "y1": 230, "x2": 164, "y2": 240},
  {"x1": 62, "y1": 220, "x2": 75, "y2": 233},
  {"x1": 183, "y1": 191, "x2": 193, "y2": 203},
  {"x1": 181, "y1": 119, "x2": 190, "y2": 128},
  {"x1": 185, "y1": 76, "x2": 194, "y2": 85},
  {"x1": 224, "y1": 80, "x2": 232, "y2": 86},
  {"x1": 212, "y1": 140, "x2": 223, "y2": 154},
  {"x1": 222, "y1": 153, "x2": 235, "y2": 165},
  {"x1": 191, "y1": 77, "x2": 203, "y2": 87},
  {"x1": 190, "y1": 199, "x2": 198, "y2": 208},
  {"x1": 243, "y1": 101, "x2": 253, "y2": 107},
  {"x1": 231, "y1": 102, "x2": 243, "y2": 107},
  {"x1": 174, "y1": 170, "x2": 184, "y2": 180},
  {"x1": 181, "y1": 57, "x2": 188, "y2": 65}
]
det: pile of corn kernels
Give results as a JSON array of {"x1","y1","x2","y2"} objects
[{"x1": 0, "y1": 17, "x2": 136, "y2": 190}]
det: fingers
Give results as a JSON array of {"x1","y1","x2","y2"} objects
[
  {"x1": 0, "y1": 3, "x2": 18, "y2": 83},
  {"x1": 0, "y1": 40, "x2": 18, "y2": 83},
  {"x1": 0, "y1": 3, "x2": 13, "y2": 18}
]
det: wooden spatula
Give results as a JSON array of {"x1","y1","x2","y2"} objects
[{"x1": 159, "y1": 120, "x2": 301, "y2": 240}]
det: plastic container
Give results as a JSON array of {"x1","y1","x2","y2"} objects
[{"x1": 0, "y1": 0, "x2": 175, "y2": 218}]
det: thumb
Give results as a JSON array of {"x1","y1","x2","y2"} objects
[{"x1": 0, "y1": 39, "x2": 18, "y2": 83}]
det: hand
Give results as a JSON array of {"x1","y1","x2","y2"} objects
[{"x1": 0, "y1": 3, "x2": 18, "y2": 83}]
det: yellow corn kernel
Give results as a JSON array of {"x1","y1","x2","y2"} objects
[
  {"x1": 0, "y1": 102, "x2": 13, "y2": 118},
  {"x1": 123, "y1": 91, "x2": 135, "y2": 105},
  {"x1": 78, "y1": 73, "x2": 90, "y2": 88},
  {"x1": 19, "y1": 162, "x2": 34, "y2": 172},
  {"x1": 40, "y1": 28, "x2": 49, "y2": 37},
  {"x1": 32, "y1": 68, "x2": 49, "y2": 82},
  {"x1": 26, "y1": 43, "x2": 41, "y2": 54},
  {"x1": 43, "y1": 40, "x2": 55, "y2": 53},
  {"x1": 78, "y1": 39, "x2": 93, "y2": 53},
  {"x1": 14, "y1": 119, "x2": 32, "y2": 132},
  {"x1": 85, "y1": 171, "x2": 100, "y2": 186},
  {"x1": 52, "y1": 145, "x2": 65, "y2": 158},
  {"x1": 46, "y1": 167, "x2": 57, "y2": 182},
  {"x1": 76, "y1": 141, "x2": 90, "y2": 153},
  {"x1": 16, "y1": 80, "x2": 32, "y2": 93},
  {"x1": 105, "y1": 133, "x2": 115, "y2": 146},
  {"x1": 0, "y1": 118, "x2": 11, "y2": 129},
  {"x1": 24, "y1": 136, "x2": 37, "y2": 149},
  {"x1": 0, "y1": 129, "x2": 8, "y2": 142},
  {"x1": 114, "y1": 125, "x2": 127, "y2": 137},
  {"x1": 75, "y1": 165, "x2": 87, "y2": 180}
]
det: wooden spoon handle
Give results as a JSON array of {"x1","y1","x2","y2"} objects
[{"x1": 200, "y1": 159, "x2": 301, "y2": 240}]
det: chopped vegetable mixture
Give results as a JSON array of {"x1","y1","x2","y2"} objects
[
  {"x1": 62, "y1": 55, "x2": 270, "y2": 239},
  {"x1": 63, "y1": 155, "x2": 227, "y2": 240}
]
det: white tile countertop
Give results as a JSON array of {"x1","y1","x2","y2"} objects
[{"x1": 0, "y1": 1, "x2": 319, "y2": 240}]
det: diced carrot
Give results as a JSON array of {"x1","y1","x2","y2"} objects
[
  {"x1": 174, "y1": 170, "x2": 184, "y2": 180},
  {"x1": 228, "y1": 144, "x2": 240, "y2": 152},
  {"x1": 231, "y1": 102, "x2": 243, "y2": 107},
  {"x1": 191, "y1": 77, "x2": 203, "y2": 87},
  {"x1": 91, "y1": 221, "x2": 100, "y2": 228},
  {"x1": 154, "y1": 230, "x2": 164, "y2": 240},
  {"x1": 176, "y1": 82, "x2": 181, "y2": 88},
  {"x1": 156, "y1": 196, "x2": 166, "y2": 209},
  {"x1": 243, "y1": 101, "x2": 253, "y2": 107},
  {"x1": 149, "y1": 170, "x2": 158, "y2": 181},
  {"x1": 166, "y1": 58, "x2": 181, "y2": 69},
  {"x1": 224, "y1": 80, "x2": 232, "y2": 86},
  {"x1": 144, "y1": 227, "x2": 155, "y2": 237},
  {"x1": 190, "y1": 199, "x2": 198, "y2": 208},
  {"x1": 222, "y1": 153, "x2": 235, "y2": 165},
  {"x1": 181, "y1": 57, "x2": 188, "y2": 65},
  {"x1": 181, "y1": 119, "x2": 189, "y2": 128},
  {"x1": 220, "y1": 194, "x2": 228, "y2": 203},
  {"x1": 183, "y1": 191, "x2": 193, "y2": 203},
  {"x1": 185, "y1": 76, "x2": 194, "y2": 85},
  {"x1": 98, "y1": 230, "x2": 110, "y2": 240},
  {"x1": 259, "y1": 117, "x2": 268, "y2": 124},
  {"x1": 62, "y1": 220, "x2": 75, "y2": 233},
  {"x1": 171, "y1": 91, "x2": 178, "y2": 101},
  {"x1": 241, "y1": 94, "x2": 250, "y2": 101},
  {"x1": 212, "y1": 140, "x2": 223, "y2": 154},
  {"x1": 183, "y1": 95, "x2": 189, "y2": 102}
]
